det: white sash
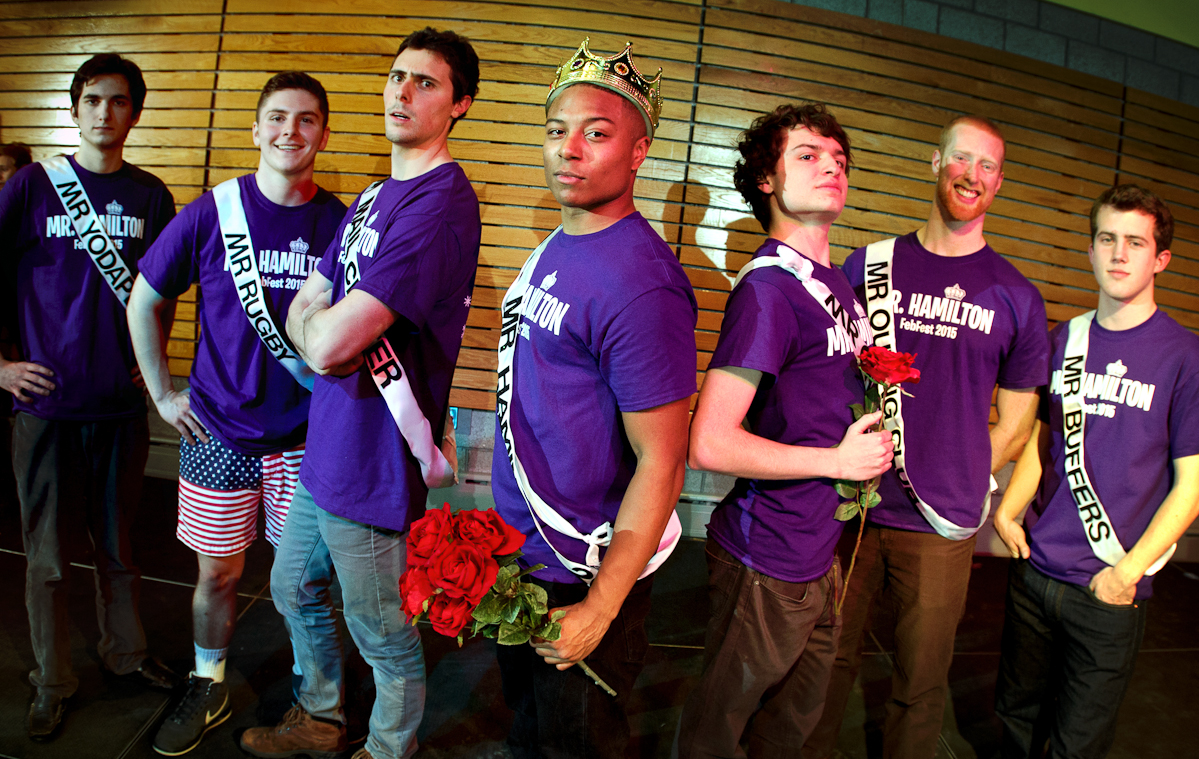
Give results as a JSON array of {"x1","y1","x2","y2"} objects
[
  {"x1": 41, "y1": 155, "x2": 135, "y2": 307},
  {"x1": 1061, "y1": 312, "x2": 1174, "y2": 575},
  {"x1": 343, "y1": 180, "x2": 457, "y2": 489},
  {"x1": 863, "y1": 238, "x2": 993, "y2": 540},
  {"x1": 496, "y1": 226, "x2": 682, "y2": 584},
  {"x1": 732, "y1": 244, "x2": 869, "y2": 348},
  {"x1": 212, "y1": 178, "x2": 315, "y2": 392}
]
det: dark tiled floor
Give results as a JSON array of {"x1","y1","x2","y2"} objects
[{"x1": 0, "y1": 477, "x2": 1196, "y2": 758}]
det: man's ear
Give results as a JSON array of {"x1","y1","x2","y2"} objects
[
  {"x1": 930, "y1": 149, "x2": 941, "y2": 177},
  {"x1": 451, "y1": 95, "x2": 473, "y2": 121},
  {"x1": 1155, "y1": 248, "x2": 1172, "y2": 274},
  {"x1": 629, "y1": 134, "x2": 651, "y2": 172}
]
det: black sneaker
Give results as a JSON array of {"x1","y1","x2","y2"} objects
[{"x1": 152, "y1": 674, "x2": 230, "y2": 756}]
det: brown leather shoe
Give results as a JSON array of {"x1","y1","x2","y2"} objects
[{"x1": 238, "y1": 704, "x2": 346, "y2": 759}]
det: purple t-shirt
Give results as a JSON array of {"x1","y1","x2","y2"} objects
[
  {"x1": 0, "y1": 155, "x2": 175, "y2": 421},
  {"x1": 843, "y1": 232, "x2": 1050, "y2": 534},
  {"x1": 1027, "y1": 311, "x2": 1199, "y2": 599},
  {"x1": 301, "y1": 163, "x2": 480, "y2": 531},
  {"x1": 490, "y1": 213, "x2": 698, "y2": 584},
  {"x1": 706, "y1": 240, "x2": 871, "y2": 582},
  {"x1": 139, "y1": 174, "x2": 346, "y2": 455}
]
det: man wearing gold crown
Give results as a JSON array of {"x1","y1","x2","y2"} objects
[
  {"x1": 127, "y1": 72, "x2": 345, "y2": 756},
  {"x1": 491, "y1": 39, "x2": 697, "y2": 758},
  {"x1": 807, "y1": 116, "x2": 1050, "y2": 759}
]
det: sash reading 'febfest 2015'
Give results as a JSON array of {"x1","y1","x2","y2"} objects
[
  {"x1": 343, "y1": 180, "x2": 457, "y2": 489},
  {"x1": 863, "y1": 238, "x2": 993, "y2": 540},
  {"x1": 41, "y1": 155, "x2": 135, "y2": 307},
  {"x1": 496, "y1": 227, "x2": 681, "y2": 585},
  {"x1": 212, "y1": 178, "x2": 315, "y2": 392},
  {"x1": 1061, "y1": 312, "x2": 1174, "y2": 575}
]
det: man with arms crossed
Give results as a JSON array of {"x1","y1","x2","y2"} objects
[
  {"x1": 0, "y1": 53, "x2": 179, "y2": 741},
  {"x1": 128, "y1": 72, "x2": 345, "y2": 756},
  {"x1": 807, "y1": 115, "x2": 1050, "y2": 759},
  {"x1": 993, "y1": 185, "x2": 1199, "y2": 759},
  {"x1": 491, "y1": 40, "x2": 697, "y2": 759},
  {"x1": 239, "y1": 28, "x2": 480, "y2": 759},
  {"x1": 674, "y1": 103, "x2": 892, "y2": 758}
]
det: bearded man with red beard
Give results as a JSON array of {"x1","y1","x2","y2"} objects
[{"x1": 805, "y1": 116, "x2": 1050, "y2": 759}]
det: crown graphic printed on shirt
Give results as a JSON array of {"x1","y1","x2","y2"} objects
[
  {"x1": 540, "y1": 270, "x2": 558, "y2": 290},
  {"x1": 106, "y1": 200, "x2": 124, "y2": 216},
  {"x1": 944, "y1": 283, "x2": 966, "y2": 301},
  {"x1": 289, "y1": 237, "x2": 310, "y2": 255},
  {"x1": 1105, "y1": 359, "x2": 1128, "y2": 378}
]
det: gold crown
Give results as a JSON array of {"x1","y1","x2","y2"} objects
[{"x1": 547, "y1": 38, "x2": 663, "y2": 137}]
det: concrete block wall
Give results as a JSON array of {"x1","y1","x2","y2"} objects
[{"x1": 788, "y1": 0, "x2": 1199, "y2": 105}]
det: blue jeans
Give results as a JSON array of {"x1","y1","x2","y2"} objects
[
  {"x1": 271, "y1": 481, "x2": 425, "y2": 759},
  {"x1": 995, "y1": 559, "x2": 1147, "y2": 759}
]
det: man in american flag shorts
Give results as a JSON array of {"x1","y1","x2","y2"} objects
[{"x1": 127, "y1": 72, "x2": 345, "y2": 756}]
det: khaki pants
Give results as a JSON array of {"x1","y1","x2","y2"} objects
[{"x1": 804, "y1": 524, "x2": 976, "y2": 759}]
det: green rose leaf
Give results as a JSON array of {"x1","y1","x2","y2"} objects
[
  {"x1": 835, "y1": 481, "x2": 858, "y2": 499},
  {"x1": 835, "y1": 501, "x2": 860, "y2": 521},
  {"x1": 503, "y1": 598, "x2": 522, "y2": 625},
  {"x1": 867, "y1": 490, "x2": 882, "y2": 509},
  {"x1": 537, "y1": 620, "x2": 562, "y2": 641},
  {"x1": 472, "y1": 593, "x2": 504, "y2": 625},
  {"x1": 498, "y1": 620, "x2": 531, "y2": 646},
  {"x1": 848, "y1": 403, "x2": 865, "y2": 420}
]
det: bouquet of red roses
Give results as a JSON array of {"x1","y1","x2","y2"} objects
[
  {"x1": 399, "y1": 504, "x2": 563, "y2": 646},
  {"x1": 834, "y1": 346, "x2": 921, "y2": 613},
  {"x1": 400, "y1": 504, "x2": 617, "y2": 695}
]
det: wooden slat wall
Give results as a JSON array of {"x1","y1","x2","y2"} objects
[{"x1": 3, "y1": 0, "x2": 1199, "y2": 411}]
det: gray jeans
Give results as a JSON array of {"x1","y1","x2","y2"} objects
[{"x1": 15, "y1": 412, "x2": 150, "y2": 697}]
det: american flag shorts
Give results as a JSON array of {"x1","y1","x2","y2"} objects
[{"x1": 176, "y1": 433, "x2": 304, "y2": 557}]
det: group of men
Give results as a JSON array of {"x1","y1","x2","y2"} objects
[{"x1": 0, "y1": 24, "x2": 1193, "y2": 759}]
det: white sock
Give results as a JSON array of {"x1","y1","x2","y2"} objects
[{"x1": 194, "y1": 643, "x2": 227, "y2": 683}]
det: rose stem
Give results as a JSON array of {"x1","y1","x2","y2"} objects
[
  {"x1": 578, "y1": 661, "x2": 617, "y2": 697},
  {"x1": 836, "y1": 385, "x2": 886, "y2": 617}
]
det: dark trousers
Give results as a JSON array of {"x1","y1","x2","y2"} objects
[
  {"x1": 15, "y1": 413, "x2": 150, "y2": 697},
  {"x1": 805, "y1": 524, "x2": 976, "y2": 759},
  {"x1": 995, "y1": 559, "x2": 1147, "y2": 759},
  {"x1": 496, "y1": 574, "x2": 654, "y2": 759},
  {"x1": 674, "y1": 539, "x2": 842, "y2": 759}
]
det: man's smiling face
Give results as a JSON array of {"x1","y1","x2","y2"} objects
[{"x1": 932, "y1": 122, "x2": 1004, "y2": 222}]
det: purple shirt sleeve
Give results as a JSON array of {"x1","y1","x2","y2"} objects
[
  {"x1": 997, "y1": 288, "x2": 1050, "y2": 389},
  {"x1": 602, "y1": 286, "x2": 697, "y2": 412},
  {"x1": 139, "y1": 203, "x2": 202, "y2": 299},
  {"x1": 709, "y1": 279, "x2": 801, "y2": 379}
]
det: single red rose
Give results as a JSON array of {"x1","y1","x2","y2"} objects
[
  {"x1": 859, "y1": 346, "x2": 921, "y2": 386},
  {"x1": 426, "y1": 541, "x2": 499, "y2": 606},
  {"x1": 427, "y1": 593, "x2": 474, "y2": 638},
  {"x1": 398, "y1": 567, "x2": 436, "y2": 622},
  {"x1": 454, "y1": 508, "x2": 526, "y2": 556},
  {"x1": 407, "y1": 503, "x2": 454, "y2": 568}
]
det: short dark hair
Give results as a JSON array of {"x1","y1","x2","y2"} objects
[
  {"x1": 256, "y1": 72, "x2": 330, "y2": 128},
  {"x1": 395, "y1": 27, "x2": 479, "y2": 131},
  {"x1": 70, "y1": 54, "x2": 147, "y2": 118},
  {"x1": 733, "y1": 102, "x2": 852, "y2": 232},
  {"x1": 1090, "y1": 184, "x2": 1174, "y2": 253},
  {"x1": 938, "y1": 114, "x2": 1006, "y2": 166},
  {"x1": 0, "y1": 142, "x2": 32, "y2": 168}
]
